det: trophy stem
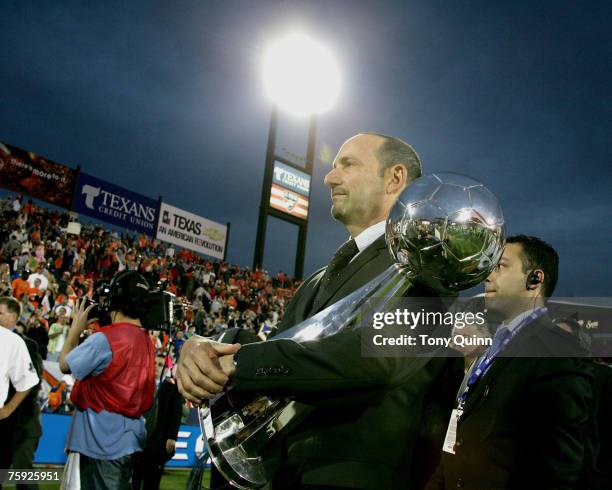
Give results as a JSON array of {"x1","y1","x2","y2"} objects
[{"x1": 278, "y1": 264, "x2": 413, "y2": 343}]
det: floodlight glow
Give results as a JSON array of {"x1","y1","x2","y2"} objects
[{"x1": 263, "y1": 33, "x2": 340, "y2": 117}]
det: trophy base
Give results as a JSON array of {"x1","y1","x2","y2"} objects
[{"x1": 201, "y1": 393, "x2": 297, "y2": 489}]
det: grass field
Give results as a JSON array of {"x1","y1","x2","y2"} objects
[{"x1": 161, "y1": 469, "x2": 199, "y2": 489}]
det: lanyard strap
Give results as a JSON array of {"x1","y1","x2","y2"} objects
[{"x1": 457, "y1": 307, "x2": 547, "y2": 407}]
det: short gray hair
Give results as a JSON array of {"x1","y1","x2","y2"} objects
[
  {"x1": 362, "y1": 132, "x2": 422, "y2": 182},
  {"x1": 0, "y1": 296, "x2": 22, "y2": 318}
]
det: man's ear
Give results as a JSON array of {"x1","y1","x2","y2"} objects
[
  {"x1": 386, "y1": 164, "x2": 407, "y2": 194},
  {"x1": 526, "y1": 269, "x2": 545, "y2": 292},
  {"x1": 533, "y1": 269, "x2": 545, "y2": 290}
]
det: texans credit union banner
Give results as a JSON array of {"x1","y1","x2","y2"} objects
[
  {"x1": 73, "y1": 172, "x2": 159, "y2": 236},
  {"x1": 0, "y1": 141, "x2": 78, "y2": 209},
  {"x1": 156, "y1": 202, "x2": 227, "y2": 260}
]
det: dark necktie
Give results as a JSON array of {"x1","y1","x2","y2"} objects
[{"x1": 311, "y1": 238, "x2": 359, "y2": 311}]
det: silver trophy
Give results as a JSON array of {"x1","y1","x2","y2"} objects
[{"x1": 199, "y1": 172, "x2": 505, "y2": 488}]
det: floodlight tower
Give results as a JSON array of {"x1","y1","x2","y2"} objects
[{"x1": 253, "y1": 33, "x2": 340, "y2": 279}]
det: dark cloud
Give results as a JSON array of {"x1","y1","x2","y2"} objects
[{"x1": 0, "y1": 0, "x2": 610, "y2": 295}]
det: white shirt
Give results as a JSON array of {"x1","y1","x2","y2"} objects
[
  {"x1": 53, "y1": 303, "x2": 73, "y2": 318},
  {"x1": 27, "y1": 272, "x2": 49, "y2": 291},
  {"x1": 502, "y1": 306, "x2": 548, "y2": 334},
  {"x1": 352, "y1": 220, "x2": 386, "y2": 260},
  {"x1": 202, "y1": 272, "x2": 215, "y2": 285},
  {"x1": 0, "y1": 327, "x2": 39, "y2": 407}
]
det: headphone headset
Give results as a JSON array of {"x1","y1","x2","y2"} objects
[
  {"x1": 526, "y1": 270, "x2": 542, "y2": 290},
  {"x1": 106, "y1": 270, "x2": 149, "y2": 312}
]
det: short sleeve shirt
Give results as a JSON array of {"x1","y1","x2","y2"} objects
[
  {"x1": 65, "y1": 332, "x2": 146, "y2": 459},
  {"x1": 47, "y1": 323, "x2": 66, "y2": 354},
  {"x1": 65, "y1": 332, "x2": 113, "y2": 379},
  {"x1": 0, "y1": 327, "x2": 40, "y2": 407}
]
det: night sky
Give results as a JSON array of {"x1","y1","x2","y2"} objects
[{"x1": 1, "y1": 1, "x2": 610, "y2": 296}]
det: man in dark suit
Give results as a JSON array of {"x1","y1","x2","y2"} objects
[
  {"x1": 426, "y1": 235, "x2": 593, "y2": 490},
  {"x1": 580, "y1": 358, "x2": 612, "y2": 489},
  {"x1": 178, "y1": 133, "x2": 463, "y2": 489},
  {"x1": 132, "y1": 356, "x2": 184, "y2": 490}
]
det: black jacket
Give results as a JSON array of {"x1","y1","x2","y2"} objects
[
  {"x1": 232, "y1": 235, "x2": 463, "y2": 488},
  {"x1": 579, "y1": 361, "x2": 612, "y2": 490},
  {"x1": 144, "y1": 379, "x2": 183, "y2": 454},
  {"x1": 427, "y1": 316, "x2": 593, "y2": 490}
]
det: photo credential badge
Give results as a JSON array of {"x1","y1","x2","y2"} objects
[{"x1": 442, "y1": 408, "x2": 463, "y2": 454}]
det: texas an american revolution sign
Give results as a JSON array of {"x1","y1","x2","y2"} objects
[{"x1": 156, "y1": 202, "x2": 227, "y2": 260}]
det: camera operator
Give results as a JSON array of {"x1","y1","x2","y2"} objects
[{"x1": 59, "y1": 271, "x2": 156, "y2": 490}]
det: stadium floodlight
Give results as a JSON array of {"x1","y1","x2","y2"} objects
[
  {"x1": 263, "y1": 33, "x2": 340, "y2": 116},
  {"x1": 255, "y1": 33, "x2": 340, "y2": 277}
]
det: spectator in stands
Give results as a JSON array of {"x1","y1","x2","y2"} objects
[
  {"x1": 27, "y1": 277, "x2": 43, "y2": 304},
  {"x1": 25, "y1": 311, "x2": 49, "y2": 360},
  {"x1": 186, "y1": 325, "x2": 196, "y2": 339},
  {"x1": 1, "y1": 233, "x2": 21, "y2": 261},
  {"x1": 47, "y1": 309, "x2": 70, "y2": 362},
  {"x1": 12, "y1": 195, "x2": 23, "y2": 213},
  {"x1": 53, "y1": 295, "x2": 72, "y2": 318},
  {"x1": 19, "y1": 293, "x2": 36, "y2": 324},
  {"x1": 12, "y1": 271, "x2": 30, "y2": 300},
  {"x1": 40, "y1": 287, "x2": 55, "y2": 316},
  {"x1": 56, "y1": 271, "x2": 71, "y2": 296},
  {"x1": 27, "y1": 269, "x2": 48, "y2": 291},
  {"x1": 0, "y1": 264, "x2": 11, "y2": 296}
]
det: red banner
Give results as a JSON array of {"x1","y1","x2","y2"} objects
[{"x1": 0, "y1": 141, "x2": 78, "y2": 209}]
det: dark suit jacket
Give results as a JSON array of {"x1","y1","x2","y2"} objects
[
  {"x1": 232, "y1": 235, "x2": 464, "y2": 489},
  {"x1": 426, "y1": 316, "x2": 593, "y2": 490},
  {"x1": 579, "y1": 361, "x2": 612, "y2": 490}
]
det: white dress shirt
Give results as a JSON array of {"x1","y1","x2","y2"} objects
[
  {"x1": 0, "y1": 327, "x2": 39, "y2": 407},
  {"x1": 351, "y1": 221, "x2": 386, "y2": 261}
]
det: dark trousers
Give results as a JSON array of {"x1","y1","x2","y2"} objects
[
  {"x1": 0, "y1": 419, "x2": 11, "y2": 490},
  {"x1": 0, "y1": 418, "x2": 11, "y2": 468},
  {"x1": 131, "y1": 451, "x2": 171, "y2": 490},
  {"x1": 80, "y1": 453, "x2": 133, "y2": 490},
  {"x1": 10, "y1": 434, "x2": 40, "y2": 490},
  {"x1": 0, "y1": 416, "x2": 41, "y2": 490}
]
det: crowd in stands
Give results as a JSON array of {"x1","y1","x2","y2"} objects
[{"x1": 0, "y1": 194, "x2": 302, "y2": 408}]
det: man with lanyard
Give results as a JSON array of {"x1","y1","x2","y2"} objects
[
  {"x1": 60, "y1": 271, "x2": 155, "y2": 490},
  {"x1": 427, "y1": 235, "x2": 593, "y2": 489}
]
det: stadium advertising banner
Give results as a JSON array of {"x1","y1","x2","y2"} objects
[
  {"x1": 156, "y1": 202, "x2": 227, "y2": 260},
  {"x1": 0, "y1": 141, "x2": 77, "y2": 209},
  {"x1": 73, "y1": 172, "x2": 159, "y2": 236},
  {"x1": 269, "y1": 161, "x2": 310, "y2": 220}
]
